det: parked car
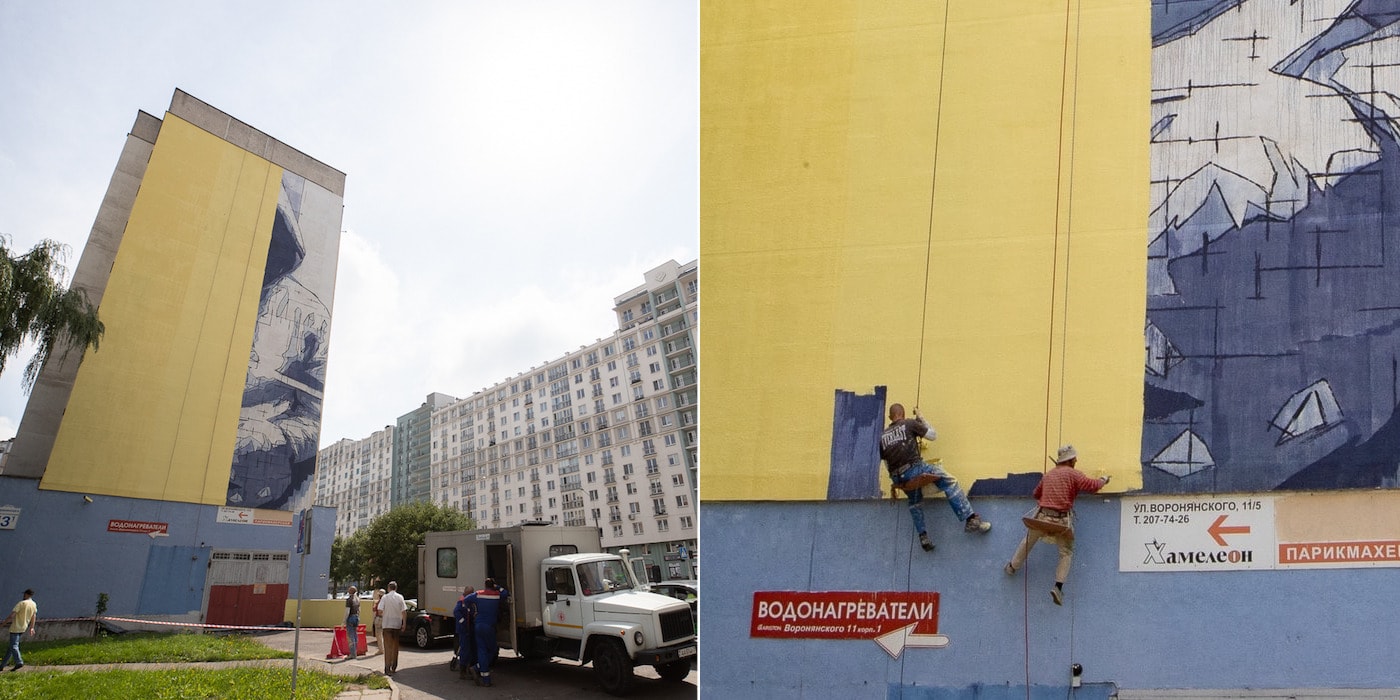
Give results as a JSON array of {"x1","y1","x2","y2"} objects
[
  {"x1": 650, "y1": 580, "x2": 698, "y2": 622},
  {"x1": 397, "y1": 598, "x2": 453, "y2": 649}
]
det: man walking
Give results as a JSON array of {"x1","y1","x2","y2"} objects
[
  {"x1": 376, "y1": 581, "x2": 407, "y2": 675},
  {"x1": 879, "y1": 403, "x2": 990, "y2": 552},
  {"x1": 343, "y1": 585, "x2": 360, "y2": 661},
  {"x1": 1005, "y1": 445, "x2": 1110, "y2": 605},
  {"x1": 463, "y1": 578, "x2": 509, "y2": 687},
  {"x1": 0, "y1": 589, "x2": 36, "y2": 671}
]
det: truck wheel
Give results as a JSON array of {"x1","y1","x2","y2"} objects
[
  {"x1": 656, "y1": 659, "x2": 691, "y2": 682},
  {"x1": 414, "y1": 621, "x2": 433, "y2": 649},
  {"x1": 592, "y1": 638, "x2": 636, "y2": 696}
]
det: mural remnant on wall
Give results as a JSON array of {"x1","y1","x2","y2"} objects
[
  {"x1": 1143, "y1": 0, "x2": 1400, "y2": 493},
  {"x1": 227, "y1": 171, "x2": 337, "y2": 509}
]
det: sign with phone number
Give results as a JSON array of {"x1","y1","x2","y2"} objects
[{"x1": 1119, "y1": 495, "x2": 1276, "y2": 571}]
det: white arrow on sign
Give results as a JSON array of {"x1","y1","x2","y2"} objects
[{"x1": 874, "y1": 623, "x2": 950, "y2": 658}]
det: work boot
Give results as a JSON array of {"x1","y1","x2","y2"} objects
[
  {"x1": 964, "y1": 514, "x2": 991, "y2": 533},
  {"x1": 919, "y1": 532, "x2": 935, "y2": 552}
]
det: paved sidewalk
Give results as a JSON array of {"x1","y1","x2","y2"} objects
[{"x1": 256, "y1": 628, "x2": 396, "y2": 700}]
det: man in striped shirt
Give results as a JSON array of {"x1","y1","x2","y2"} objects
[{"x1": 1004, "y1": 445, "x2": 1110, "y2": 606}]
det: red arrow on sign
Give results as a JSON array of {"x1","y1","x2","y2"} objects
[{"x1": 1207, "y1": 514, "x2": 1250, "y2": 546}]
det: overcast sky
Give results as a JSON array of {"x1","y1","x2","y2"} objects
[{"x1": 0, "y1": 1, "x2": 697, "y2": 447}]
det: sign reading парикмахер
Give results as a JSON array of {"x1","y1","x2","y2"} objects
[{"x1": 1120, "y1": 493, "x2": 1400, "y2": 571}]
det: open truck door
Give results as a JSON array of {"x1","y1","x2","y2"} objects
[{"x1": 483, "y1": 540, "x2": 518, "y2": 655}]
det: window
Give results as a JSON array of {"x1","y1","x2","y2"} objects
[
  {"x1": 428, "y1": 547, "x2": 462, "y2": 580},
  {"x1": 547, "y1": 566, "x2": 577, "y2": 596}
]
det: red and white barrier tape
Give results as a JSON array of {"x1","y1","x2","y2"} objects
[{"x1": 93, "y1": 616, "x2": 338, "y2": 633}]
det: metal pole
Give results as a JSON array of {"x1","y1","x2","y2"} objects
[{"x1": 292, "y1": 549, "x2": 306, "y2": 698}]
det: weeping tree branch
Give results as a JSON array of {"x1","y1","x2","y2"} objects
[{"x1": 0, "y1": 235, "x2": 104, "y2": 393}]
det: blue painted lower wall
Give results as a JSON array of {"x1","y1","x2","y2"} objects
[
  {"x1": 0, "y1": 477, "x2": 334, "y2": 622},
  {"x1": 701, "y1": 499, "x2": 1399, "y2": 698}
]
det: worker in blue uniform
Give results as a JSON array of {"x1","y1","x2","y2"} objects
[{"x1": 464, "y1": 578, "x2": 509, "y2": 687}]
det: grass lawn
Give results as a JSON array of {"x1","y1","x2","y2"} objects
[
  {"x1": 16, "y1": 632, "x2": 292, "y2": 665},
  {"x1": 0, "y1": 633, "x2": 388, "y2": 699},
  {"x1": 0, "y1": 666, "x2": 386, "y2": 699}
]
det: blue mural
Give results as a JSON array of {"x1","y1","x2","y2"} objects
[
  {"x1": 1143, "y1": 0, "x2": 1400, "y2": 492},
  {"x1": 227, "y1": 171, "x2": 334, "y2": 509}
]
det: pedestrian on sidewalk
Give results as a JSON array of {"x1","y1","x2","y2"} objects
[
  {"x1": 0, "y1": 589, "x2": 37, "y2": 671},
  {"x1": 1004, "y1": 444, "x2": 1110, "y2": 606},
  {"x1": 370, "y1": 587, "x2": 384, "y2": 648},
  {"x1": 376, "y1": 581, "x2": 406, "y2": 675},
  {"x1": 344, "y1": 585, "x2": 360, "y2": 661}
]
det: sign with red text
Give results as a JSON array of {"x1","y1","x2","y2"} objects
[
  {"x1": 750, "y1": 591, "x2": 946, "y2": 658},
  {"x1": 1121, "y1": 491, "x2": 1400, "y2": 571},
  {"x1": 216, "y1": 506, "x2": 294, "y2": 527},
  {"x1": 1120, "y1": 495, "x2": 1276, "y2": 571},
  {"x1": 107, "y1": 519, "x2": 168, "y2": 535},
  {"x1": 1278, "y1": 540, "x2": 1400, "y2": 567}
]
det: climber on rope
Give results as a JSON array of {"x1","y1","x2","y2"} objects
[
  {"x1": 879, "y1": 403, "x2": 991, "y2": 552},
  {"x1": 1003, "y1": 444, "x2": 1110, "y2": 606}
]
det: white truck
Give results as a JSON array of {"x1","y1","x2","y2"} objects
[{"x1": 416, "y1": 523, "x2": 697, "y2": 695}]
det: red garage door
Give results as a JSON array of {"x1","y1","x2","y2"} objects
[{"x1": 204, "y1": 551, "x2": 289, "y2": 627}]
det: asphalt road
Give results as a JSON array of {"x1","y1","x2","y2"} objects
[{"x1": 264, "y1": 630, "x2": 698, "y2": 699}]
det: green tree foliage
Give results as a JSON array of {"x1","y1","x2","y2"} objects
[
  {"x1": 328, "y1": 534, "x2": 363, "y2": 594},
  {"x1": 0, "y1": 236, "x2": 104, "y2": 391},
  {"x1": 356, "y1": 501, "x2": 472, "y2": 599}
]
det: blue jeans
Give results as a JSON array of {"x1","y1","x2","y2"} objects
[
  {"x1": 0, "y1": 632, "x2": 23, "y2": 668},
  {"x1": 346, "y1": 615, "x2": 359, "y2": 657},
  {"x1": 893, "y1": 461, "x2": 974, "y2": 534}
]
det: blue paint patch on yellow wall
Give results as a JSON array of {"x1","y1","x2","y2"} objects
[{"x1": 828, "y1": 386, "x2": 886, "y2": 500}]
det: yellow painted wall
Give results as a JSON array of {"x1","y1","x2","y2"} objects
[
  {"x1": 284, "y1": 599, "x2": 377, "y2": 628},
  {"x1": 701, "y1": 1, "x2": 1150, "y2": 500},
  {"x1": 39, "y1": 115, "x2": 278, "y2": 504}
]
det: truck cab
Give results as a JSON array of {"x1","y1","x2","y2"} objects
[
  {"x1": 541, "y1": 552, "x2": 696, "y2": 690},
  {"x1": 419, "y1": 524, "x2": 695, "y2": 695}
]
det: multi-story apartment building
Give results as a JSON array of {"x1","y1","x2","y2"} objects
[
  {"x1": 315, "y1": 260, "x2": 698, "y2": 579},
  {"x1": 315, "y1": 426, "x2": 396, "y2": 538},
  {"x1": 393, "y1": 392, "x2": 455, "y2": 508}
]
